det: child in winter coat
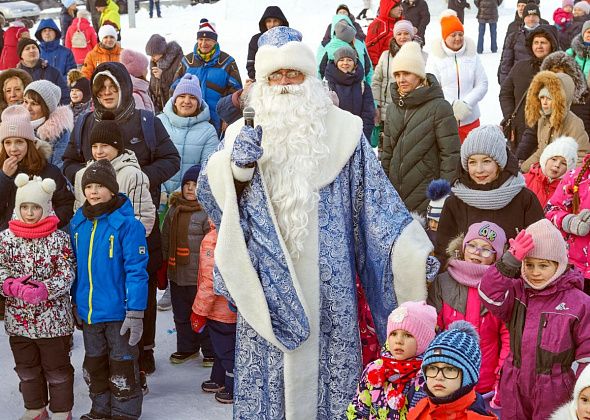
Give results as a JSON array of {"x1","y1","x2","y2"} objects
[
  {"x1": 67, "y1": 68, "x2": 92, "y2": 124},
  {"x1": 550, "y1": 364, "x2": 590, "y2": 419},
  {"x1": 70, "y1": 159, "x2": 148, "y2": 420},
  {"x1": 0, "y1": 174, "x2": 75, "y2": 420},
  {"x1": 521, "y1": 71, "x2": 589, "y2": 172},
  {"x1": 191, "y1": 223, "x2": 238, "y2": 404},
  {"x1": 347, "y1": 301, "x2": 437, "y2": 419},
  {"x1": 524, "y1": 136, "x2": 578, "y2": 208},
  {"x1": 425, "y1": 179, "x2": 451, "y2": 244},
  {"x1": 325, "y1": 45, "x2": 375, "y2": 140},
  {"x1": 120, "y1": 49, "x2": 155, "y2": 113},
  {"x1": 428, "y1": 221, "x2": 509, "y2": 410},
  {"x1": 408, "y1": 321, "x2": 496, "y2": 419},
  {"x1": 479, "y1": 218, "x2": 590, "y2": 420},
  {"x1": 159, "y1": 164, "x2": 214, "y2": 366},
  {"x1": 81, "y1": 24, "x2": 121, "y2": 80},
  {"x1": 65, "y1": 9, "x2": 97, "y2": 67}
]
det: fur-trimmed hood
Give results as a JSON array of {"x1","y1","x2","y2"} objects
[
  {"x1": 157, "y1": 40, "x2": 183, "y2": 71},
  {"x1": 525, "y1": 71, "x2": 574, "y2": 129},
  {"x1": 36, "y1": 105, "x2": 74, "y2": 143},
  {"x1": 0, "y1": 68, "x2": 32, "y2": 113},
  {"x1": 541, "y1": 51, "x2": 588, "y2": 103},
  {"x1": 570, "y1": 33, "x2": 590, "y2": 59},
  {"x1": 446, "y1": 233, "x2": 464, "y2": 259},
  {"x1": 429, "y1": 36, "x2": 477, "y2": 59}
]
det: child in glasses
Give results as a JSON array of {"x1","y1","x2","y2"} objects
[
  {"x1": 347, "y1": 301, "x2": 437, "y2": 419},
  {"x1": 409, "y1": 321, "x2": 496, "y2": 419},
  {"x1": 428, "y1": 221, "x2": 509, "y2": 411},
  {"x1": 479, "y1": 218, "x2": 590, "y2": 420}
]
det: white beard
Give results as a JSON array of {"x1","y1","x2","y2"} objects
[{"x1": 246, "y1": 78, "x2": 333, "y2": 261}]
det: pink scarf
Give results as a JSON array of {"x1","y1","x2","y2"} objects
[
  {"x1": 8, "y1": 216, "x2": 59, "y2": 239},
  {"x1": 447, "y1": 259, "x2": 490, "y2": 288}
]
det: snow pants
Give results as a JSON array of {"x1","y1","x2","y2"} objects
[
  {"x1": 208, "y1": 320, "x2": 236, "y2": 395},
  {"x1": 82, "y1": 322, "x2": 143, "y2": 420},
  {"x1": 9, "y1": 335, "x2": 74, "y2": 413}
]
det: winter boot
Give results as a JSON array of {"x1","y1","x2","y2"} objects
[
  {"x1": 215, "y1": 390, "x2": 234, "y2": 404},
  {"x1": 52, "y1": 412, "x2": 72, "y2": 420},
  {"x1": 169, "y1": 351, "x2": 198, "y2": 364},
  {"x1": 79, "y1": 411, "x2": 111, "y2": 420},
  {"x1": 157, "y1": 287, "x2": 172, "y2": 311},
  {"x1": 202, "y1": 356, "x2": 215, "y2": 367},
  {"x1": 140, "y1": 370, "x2": 149, "y2": 396},
  {"x1": 20, "y1": 407, "x2": 49, "y2": 420},
  {"x1": 201, "y1": 380, "x2": 224, "y2": 393}
]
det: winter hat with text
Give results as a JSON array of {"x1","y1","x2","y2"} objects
[
  {"x1": 197, "y1": 18, "x2": 217, "y2": 41},
  {"x1": 334, "y1": 19, "x2": 356, "y2": 43},
  {"x1": 440, "y1": 9, "x2": 464, "y2": 39},
  {"x1": 0, "y1": 105, "x2": 50, "y2": 160},
  {"x1": 386, "y1": 301, "x2": 437, "y2": 355},
  {"x1": 172, "y1": 74, "x2": 203, "y2": 105},
  {"x1": 89, "y1": 111, "x2": 123, "y2": 154},
  {"x1": 461, "y1": 125, "x2": 508, "y2": 170},
  {"x1": 82, "y1": 158, "x2": 119, "y2": 195},
  {"x1": 145, "y1": 34, "x2": 167, "y2": 56},
  {"x1": 17, "y1": 37, "x2": 38, "y2": 59},
  {"x1": 391, "y1": 41, "x2": 426, "y2": 79},
  {"x1": 14, "y1": 173, "x2": 56, "y2": 221},
  {"x1": 256, "y1": 26, "x2": 316, "y2": 79},
  {"x1": 463, "y1": 221, "x2": 507, "y2": 258},
  {"x1": 523, "y1": 3, "x2": 541, "y2": 18},
  {"x1": 539, "y1": 136, "x2": 578, "y2": 176},
  {"x1": 120, "y1": 49, "x2": 149, "y2": 78},
  {"x1": 24, "y1": 80, "x2": 61, "y2": 114}
]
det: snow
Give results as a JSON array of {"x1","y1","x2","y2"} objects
[{"x1": 1, "y1": 0, "x2": 558, "y2": 418}]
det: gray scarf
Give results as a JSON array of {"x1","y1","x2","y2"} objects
[{"x1": 451, "y1": 173, "x2": 526, "y2": 210}]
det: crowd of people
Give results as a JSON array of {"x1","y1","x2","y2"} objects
[{"x1": 3, "y1": 0, "x2": 590, "y2": 419}]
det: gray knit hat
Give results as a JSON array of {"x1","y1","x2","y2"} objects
[
  {"x1": 145, "y1": 34, "x2": 167, "y2": 56},
  {"x1": 583, "y1": 20, "x2": 590, "y2": 36},
  {"x1": 334, "y1": 19, "x2": 356, "y2": 43},
  {"x1": 24, "y1": 80, "x2": 60, "y2": 114},
  {"x1": 334, "y1": 45, "x2": 357, "y2": 62},
  {"x1": 461, "y1": 125, "x2": 508, "y2": 170}
]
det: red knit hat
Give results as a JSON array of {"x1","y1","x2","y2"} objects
[{"x1": 440, "y1": 9, "x2": 464, "y2": 39}]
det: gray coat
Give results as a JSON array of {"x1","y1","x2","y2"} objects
[{"x1": 161, "y1": 192, "x2": 210, "y2": 286}]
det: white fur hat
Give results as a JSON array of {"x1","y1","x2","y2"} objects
[
  {"x1": 391, "y1": 41, "x2": 426, "y2": 79},
  {"x1": 539, "y1": 136, "x2": 578, "y2": 176},
  {"x1": 13, "y1": 173, "x2": 56, "y2": 221},
  {"x1": 255, "y1": 26, "x2": 316, "y2": 80},
  {"x1": 566, "y1": 364, "x2": 590, "y2": 418}
]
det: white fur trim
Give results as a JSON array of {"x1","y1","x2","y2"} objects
[
  {"x1": 391, "y1": 219, "x2": 432, "y2": 303},
  {"x1": 255, "y1": 41, "x2": 317, "y2": 79},
  {"x1": 548, "y1": 401, "x2": 576, "y2": 420},
  {"x1": 440, "y1": 8, "x2": 458, "y2": 19},
  {"x1": 230, "y1": 162, "x2": 254, "y2": 182}
]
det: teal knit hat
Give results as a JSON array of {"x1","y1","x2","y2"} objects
[{"x1": 422, "y1": 320, "x2": 481, "y2": 388}]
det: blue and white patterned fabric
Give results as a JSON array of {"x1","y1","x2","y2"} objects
[{"x1": 257, "y1": 26, "x2": 303, "y2": 48}]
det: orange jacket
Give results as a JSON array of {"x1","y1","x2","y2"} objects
[
  {"x1": 81, "y1": 42, "x2": 122, "y2": 79},
  {"x1": 408, "y1": 390, "x2": 497, "y2": 420},
  {"x1": 192, "y1": 224, "x2": 237, "y2": 324},
  {"x1": 365, "y1": 0, "x2": 403, "y2": 66}
]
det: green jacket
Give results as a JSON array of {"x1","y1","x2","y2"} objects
[
  {"x1": 382, "y1": 74, "x2": 460, "y2": 214},
  {"x1": 99, "y1": 0, "x2": 120, "y2": 30}
]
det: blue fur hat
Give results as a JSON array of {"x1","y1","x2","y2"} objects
[
  {"x1": 182, "y1": 165, "x2": 201, "y2": 186},
  {"x1": 422, "y1": 320, "x2": 481, "y2": 388},
  {"x1": 257, "y1": 26, "x2": 302, "y2": 48}
]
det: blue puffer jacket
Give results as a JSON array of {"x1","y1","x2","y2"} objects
[
  {"x1": 174, "y1": 44, "x2": 242, "y2": 133},
  {"x1": 70, "y1": 195, "x2": 149, "y2": 324},
  {"x1": 35, "y1": 19, "x2": 76, "y2": 78},
  {"x1": 158, "y1": 98, "x2": 219, "y2": 194}
]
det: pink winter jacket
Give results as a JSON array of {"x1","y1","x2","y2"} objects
[
  {"x1": 65, "y1": 18, "x2": 97, "y2": 65},
  {"x1": 130, "y1": 75, "x2": 154, "y2": 113},
  {"x1": 428, "y1": 262, "x2": 510, "y2": 394},
  {"x1": 546, "y1": 156, "x2": 590, "y2": 278}
]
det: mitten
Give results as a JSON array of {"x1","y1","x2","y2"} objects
[
  {"x1": 2, "y1": 274, "x2": 32, "y2": 297},
  {"x1": 18, "y1": 280, "x2": 48, "y2": 305},
  {"x1": 231, "y1": 125, "x2": 263, "y2": 168},
  {"x1": 562, "y1": 209, "x2": 590, "y2": 236},
  {"x1": 507, "y1": 230, "x2": 534, "y2": 261},
  {"x1": 190, "y1": 311, "x2": 207, "y2": 333},
  {"x1": 452, "y1": 100, "x2": 471, "y2": 121},
  {"x1": 120, "y1": 311, "x2": 144, "y2": 346},
  {"x1": 156, "y1": 260, "x2": 168, "y2": 290}
]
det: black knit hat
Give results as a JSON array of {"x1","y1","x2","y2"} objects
[
  {"x1": 89, "y1": 111, "x2": 124, "y2": 154},
  {"x1": 17, "y1": 37, "x2": 39, "y2": 59},
  {"x1": 71, "y1": 77, "x2": 91, "y2": 103},
  {"x1": 95, "y1": 0, "x2": 107, "y2": 6},
  {"x1": 523, "y1": 2, "x2": 541, "y2": 17},
  {"x1": 82, "y1": 159, "x2": 119, "y2": 194},
  {"x1": 145, "y1": 34, "x2": 167, "y2": 56}
]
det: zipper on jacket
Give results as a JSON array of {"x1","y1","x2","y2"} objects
[
  {"x1": 109, "y1": 235, "x2": 114, "y2": 258},
  {"x1": 87, "y1": 219, "x2": 98, "y2": 324},
  {"x1": 74, "y1": 232, "x2": 78, "y2": 250}
]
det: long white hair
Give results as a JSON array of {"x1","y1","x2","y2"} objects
[{"x1": 246, "y1": 77, "x2": 332, "y2": 260}]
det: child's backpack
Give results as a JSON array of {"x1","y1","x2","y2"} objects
[{"x1": 71, "y1": 21, "x2": 88, "y2": 49}]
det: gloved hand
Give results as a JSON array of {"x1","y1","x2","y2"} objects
[
  {"x1": 507, "y1": 230, "x2": 535, "y2": 261},
  {"x1": 156, "y1": 260, "x2": 168, "y2": 291},
  {"x1": 72, "y1": 304, "x2": 84, "y2": 330},
  {"x1": 452, "y1": 100, "x2": 471, "y2": 121},
  {"x1": 190, "y1": 311, "x2": 207, "y2": 333},
  {"x1": 120, "y1": 310, "x2": 144, "y2": 346},
  {"x1": 18, "y1": 280, "x2": 48, "y2": 305},
  {"x1": 231, "y1": 125, "x2": 263, "y2": 168},
  {"x1": 2, "y1": 274, "x2": 32, "y2": 297},
  {"x1": 562, "y1": 209, "x2": 590, "y2": 236}
]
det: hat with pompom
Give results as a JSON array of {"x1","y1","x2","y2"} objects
[
  {"x1": 172, "y1": 73, "x2": 203, "y2": 105},
  {"x1": 422, "y1": 320, "x2": 482, "y2": 388},
  {"x1": 539, "y1": 136, "x2": 578, "y2": 176},
  {"x1": 440, "y1": 9, "x2": 464, "y2": 39},
  {"x1": 426, "y1": 179, "x2": 451, "y2": 222},
  {"x1": 197, "y1": 18, "x2": 217, "y2": 41},
  {"x1": 14, "y1": 173, "x2": 56, "y2": 221},
  {"x1": 387, "y1": 301, "x2": 437, "y2": 355},
  {"x1": 120, "y1": 49, "x2": 149, "y2": 78}
]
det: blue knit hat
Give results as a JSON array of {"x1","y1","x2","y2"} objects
[
  {"x1": 182, "y1": 165, "x2": 201, "y2": 186},
  {"x1": 197, "y1": 18, "x2": 217, "y2": 41},
  {"x1": 172, "y1": 74, "x2": 203, "y2": 105},
  {"x1": 422, "y1": 320, "x2": 481, "y2": 388}
]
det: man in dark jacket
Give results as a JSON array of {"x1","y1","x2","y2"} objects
[
  {"x1": 448, "y1": 0, "x2": 470, "y2": 23},
  {"x1": 475, "y1": 0, "x2": 502, "y2": 53},
  {"x1": 246, "y1": 6, "x2": 289, "y2": 81},
  {"x1": 35, "y1": 18, "x2": 76, "y2": 78},
  {"x1": 61, "y1": 62, "x2": 181, "y2": 382},
  {"x1": 16, "y1": 38, "x2": 69, "y2": 105},
  {"x1": 145, "y1": 34, "x2": 184, "y2": 113},
  {"x1": 402, "y1": 0, "x2": 430, "y2": 43}
]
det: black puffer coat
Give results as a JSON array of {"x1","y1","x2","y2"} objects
[
  {"x1": 382, "y1": 74, "x2": 460, "y2": 214},
  {"x1": 402, "y1": 0, "x2": 430, "y2": 42},
  {"x1": 475, "y1": 0, "x2": 502, "y2": 23},
  {"x1": 246, "y1": 6, "x2": 289, "y2": 80}
]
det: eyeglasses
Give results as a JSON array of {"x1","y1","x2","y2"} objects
[
  {"x1": 464, "y1": 243, "x2": 496, "y2": 258},
  {"x1": 424, "y1": 365, "x2": 461, "y2": 380},
  {"x1": 267, "y1": 70, "x2": 303, "y2": 82}
]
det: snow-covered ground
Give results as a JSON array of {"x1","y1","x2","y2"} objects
[{"x1": 1, "y1": 0, "x2": 558, "y2": 418}]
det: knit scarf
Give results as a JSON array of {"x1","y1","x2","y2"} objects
[
  {"x1": 451, "y1": 172, "x2": 526, "y2": 210},
  {"x1": 197, "y1": 44, "x2": 217, "y2": 63},
  {"x1": 447, "y1": 259, "x2": 491, "y2": 288},
  {"x1": 9, "y1": 215, "x2": 59, "y2": 239},
  {"x1": 94, "y1": 99, "x2": 135, "y2": 123},
  {"x1": 82, "y1": 195, "x2": 125, "y2": 220},
  {"x1": 169, "y1": 195, "x2": 201, "y2": 269},
  {"x1": 366, "y1": 355, "x2": 422, "y2": 411}
]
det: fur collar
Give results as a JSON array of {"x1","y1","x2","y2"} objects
[
  {"x1": 525, "y1": 71, "x2": 568, "y2": 130},
  {"x1": 548, "y1": 400, "x2": 575, "y2": 420},
  {"x1": 571, "y1": 34, "x2": 590, "y2": 59},
  {"x1": 158, "y1": 41, "x2": 183, "y2": 71},
  {"x1": 429, "y1": 37, "x2": 476, "y2": 59},
  {"x1": 541, "y1": 51, "x2": 588, "y2": 103},
  {"x1": 36, "y1": 106, "x2": 74, "y2": 143}
]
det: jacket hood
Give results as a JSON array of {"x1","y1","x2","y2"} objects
[
  {"x1": 162, "y1": 95, "x2": 212, "y2": 128},
  {"x1": 525, "y1": 70, "x2": 573, "y2": 129},
  {"x1": 525, "y1": 25, "x2": 559, "y2": 56},
  {"x1": 446, "y1": 233, "x2": 465, "y2": 258},
  {"x1": 0, "y1": 68, "x2": 32, "y2": 111},
  {"x1": 36, "y1": 105, "x2": 74, "y2": 143},
  {"x1": 35, "y1": 18, "x2": 61, "y2": 41},
  {"x1": 391, "y1": 73, "x2": 444, "y2": 109},
  {"x1": 430, "y1": 36, "x2": 476, "y2": 59},
  {"x1": 4, "y1": 26, "x2": 29, "y2": 48},
  {"x1": 156, "y1": 40, "x2": 183, "y2": 71},
  {"x1": 330, "y1": 14, "x2": 355, "y2": 37},
  {"x1": 526, "y1": 267, "x2": 584, "y2": 296},
  {"x1": 110, "y1": 149, "x2": 141, "y2": 172},
  {"x1": 91, "y1": 61, "x2": 134, "y2": 117},
  {"x1": 130, "y1": 75, "x2": 149, "y2": 93},
  {"x1": 571, "y1": 33, "x2": 590, "y2": 59},
  {"x1": 541, "y1": 51, "x2": 587, "y2": 103},
  {"x1": 71, "y1": 17, "x2": 91, "y2": 28},
  {"x1": 378, "y1": 0, "x2": 402, "y2": 21},
  {"x1": 258, "y1": 6, "x2": 289, "y2": 33}
]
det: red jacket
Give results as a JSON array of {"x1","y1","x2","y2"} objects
[
  {"x1": 65, "y1": 17, "x2": 98, "y2": 65},
  {"x1": 408, "y1": 389, "x2": 497, "y2": 420},
  {"x1": 365, "y1": 0, "x2": 403, "y2": 66},
  {"x1": 524, "y1": 162, "x2": 559, "y2": 208},
  {"x1": 0, "y1": 26, "x2": 29, "y2": 70}
]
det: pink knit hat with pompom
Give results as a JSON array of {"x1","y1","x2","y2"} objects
[{"x1": 387, "y1": 301, "x2": 437, "y2": 355}]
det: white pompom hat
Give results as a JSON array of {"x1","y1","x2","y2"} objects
[{"x1": 14, "y1": 173, "x2": 56, "y2": 221}]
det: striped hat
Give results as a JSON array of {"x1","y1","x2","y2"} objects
[{"x1": 197, "y1": 18, "x2": 217, "y2": 41}]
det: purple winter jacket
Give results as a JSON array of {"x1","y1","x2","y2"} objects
[{"x1": 479, "y1": 265, "x2": 590, "y2": 420}]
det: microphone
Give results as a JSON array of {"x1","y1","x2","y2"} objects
[{"x1": 243, "y1": 107, "x2": 255, "y2": 128}]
